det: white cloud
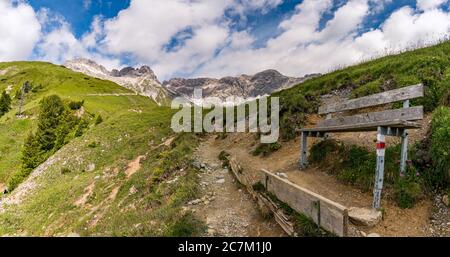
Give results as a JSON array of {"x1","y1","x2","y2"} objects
[
  {"x1": 35, "y1": 10, "x2": 120, "y2": 70},
  {"x1": 416, "y1": 0, "x2": 446, "y2": 11},
  {"x1": 194, "y1": 0, "x2": 450, "y2": 78},
  {"x1": 369, "y1": 0, "x2": 393, "y2": 13},
  {"x1": 0, "y1": 0, "x2": 41, "y2": 61},
  {"x1": 1, "y1": 0, "x2": 450, "y2": 81},
  {"x1": 97, "y1": 0, "x2": 288, "y2": 78},
  {"x1": 239, "y1": 0, "x2": 283, "y2": 14}
]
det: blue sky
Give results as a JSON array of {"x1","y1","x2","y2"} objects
[
  {"x1": 1, "y1": 0, "x2": 449, "y2": 79},
  {"x1": 27, "y1": 0, "x2": 131, "y2": 37},
  {"x1": 27, "y1": 0, "x2": 417, "y2": 46}
]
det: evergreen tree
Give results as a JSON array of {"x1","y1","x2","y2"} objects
[
  {"x1": 0, "y1": 90, "x2": 11, "y2": 117},
  {"x1": 34, "y1": 95, "x2": 66, "y2": 152},
  {"x1": 21, "y1": 133, "x2": 43, "y2": 171}
]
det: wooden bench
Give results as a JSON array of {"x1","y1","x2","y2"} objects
[{"x1": 299, "y1": 84, "x2": 424, "y2": 209}]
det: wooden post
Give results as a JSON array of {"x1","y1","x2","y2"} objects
[
  {"x1": 373, "y1": 127, "x2": 386, "y2": 210},
  {"x1": 300, "y1": 132, "x2": 308, "y2": 170},
  {"x1": 400, "y1": 100, "x2": 410, "y2": 176}
]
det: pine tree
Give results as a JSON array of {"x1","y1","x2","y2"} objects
[
  {"x1": 34, "y1": 95, "x2": 66, "y2": 152},
  {"x1": 0, "y1": 90, "x2": 11, "y2": 117},
  {"x1": 21, "y1": 133, "x2": 42, "y2": 171}
]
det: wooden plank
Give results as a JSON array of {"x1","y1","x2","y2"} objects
[
  {"x1": 318, "y1": 84, "x2": 424, "y2": 114},
  {"x1": 317, "y1": 106, "x2": 423, "y2": 128},
  {"x1": 261, "y1": 169, "x2": 348, "y2": 237},
  {"x1": 227, "y1": 157, "x2": 296, "y2": 236},
  {"x1": 300, "y1": 120, "x2": 421, "y2": 133}
]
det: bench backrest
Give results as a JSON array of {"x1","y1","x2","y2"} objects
[
  {"x1": 318, "y1": 84, "x2": 424, "y2": 115},
  {"x1": 316, "y1": 84, "x2": 424, "y2": 128}
]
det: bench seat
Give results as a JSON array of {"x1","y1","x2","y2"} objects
[
  {"x1": 299, "y1": 84, "x2": 424, "y2": 210},
  {"x1": 300, "y1": 119, "x2": 421, "y2": 133}
]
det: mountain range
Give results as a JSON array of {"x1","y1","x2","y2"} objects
[{"x1": 65, "y1": 58, "x2": 319, "y2": 105}]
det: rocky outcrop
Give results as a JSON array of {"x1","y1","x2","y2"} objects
[
  {"x1": 163, "y1": 70, "x2": 320, "y2": 105},
  {"x1": 64, "y1": 58, "x2": 170, "y2": 106}
]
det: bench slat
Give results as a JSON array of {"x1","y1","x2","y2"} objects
[
  {"x1": 300, "y1": 120, "x2": 421, "y2": 133},
  {"x1": 318, "y1": 84, "x2": 424, "y2": 114},
  {"x1": 317, "y1": 106, "x2": 423, "y2": 128}
]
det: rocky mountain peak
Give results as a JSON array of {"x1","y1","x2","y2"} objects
[
  {"x1": 111, "y1": 65, "x2": 157, "y2": 80},
  {"x1": 163, "y1": 70, "x2": 319, "y2": 104},
  {"x1": 64, "y1": 58, "x2": 169, "y2": 105}
]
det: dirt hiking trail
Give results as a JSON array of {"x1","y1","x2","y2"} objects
[
  {"x1": 189, "y1": 138, "x2": 285, "y2": 237},
  {"x1": 194, "y1": 131, "x2": 448, "y2": 237}
]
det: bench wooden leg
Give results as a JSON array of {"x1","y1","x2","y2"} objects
[
  {"x1": 400, "y1": 130, "x2": 408, "y2": 176},
  {"x1": 373, "y1": 127, "x2": 386, "y2": 210},
  {"x1": 300, "y1": 132, "x2": 308, "y2": 170}
]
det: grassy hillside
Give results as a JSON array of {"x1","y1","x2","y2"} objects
[
  {"x1": 0, "y1": 62, "x2": 136, "y2": 184},
  {"x1": 0, "y1": 62, "x2": 203, "y2": 236}
]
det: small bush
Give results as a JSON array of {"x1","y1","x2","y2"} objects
[
  {"x1": 427, "y1": 106, "x2": 450, "y2": 189},
  {"x1": 0, "y1": 91, "x2": 12, "y2": 117},
  {"x1": 394, "y1": 176, "x2": 423, "y2": 209},
  {"x1": 309, "y1": 139, "x2": 340, "y2": 163},
  {"x1": 95, "y1": 115, "x2": 103, "y2": 125},
  {"x1": 68, "y1": 100, "x2": 84, "y2": 110},
  {"x1": 252, "y1": 142, "x2": 282, "y2": 156},
  {"x1": 60, "y1": 168, "x2": 72, "y2": 174},
  {"x1": 6, "y1": 169, "x2": 33, "y2": 192},
  {"x1": 252, "y1": 182, "x2": 266, "y2": 192},
  {"x1": 165, "y1": 212, "x2": 205, "y2": 237},
  {"x1": 88, "y1": 141, "x2": 99, "y2": 148},
  {"x1": 218, "y1": 150, "x2": 230, "y2": 167}
]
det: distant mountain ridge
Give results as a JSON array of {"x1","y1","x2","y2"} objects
[
  {"x1": 65, "y1": 58, "x2": 319, "y2": 105},
  {"x1": 64, "y1": 58, "x2": 170, "y2": 105},
  {"x1": 163, "y1": 70, "x2": 320, "y2": 104}
]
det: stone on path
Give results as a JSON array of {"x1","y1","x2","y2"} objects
[{"x1": 348, "y1": 207, "x2": 382, "y2": 227}]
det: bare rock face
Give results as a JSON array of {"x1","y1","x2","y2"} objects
[
  {"x1": 64, "y1": 58, "x2": 170, "y2": 105},
  {"x1": 163, "y1": 70, "x2": 320, "y2": 105},
  {"x1": 348, "y1": 207, "x2": 382, "y2": 227}
]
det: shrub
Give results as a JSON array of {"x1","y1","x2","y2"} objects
[
  {"x1": 339, "y1": 146, "x2": 376, "y2": 192},
  {"x1": 7, "y1": 169, "x2": 33, "y2": 193},
  {"x1": 0, "y1": 90, "x2": 12, "y2": 117},
  {"x1": 427, "y1": 106, "x2": 450, "y2": 189},
  {"x1": 165, "y1": 212, "x2": 205, "y2": 237},
  {"x1": 218, "y1": 150, "x2": 230, "y2": 167},
  {"x1": 88, "y1": 141, "x2": 99, "y2": 148},
  {"x1": 74, "y1": 120, "x2": 88, "y2": 137},
  {"x1": 60, "y1": 168, "x2": 72, "y2": 174},
  {"x1": 309, "y1": 139, "x2": 340, "y2": 163},
  {"x1": 309, "y1": 139, "x2": 417, "y2": 194},
  {"x1": 68, "y1": 100, "x2": 84, "y2": 110},
  {"x1": 252, "y1": 142, "x2": 282, "y2": 156},
  {"x1": 394, "y1": 176, "x2": 423, "y2": 209},
  {"x1": 95, "y1": 115, "x2": 103, "y2": 125},
  {"x1": 252, "y1": 182, "x2": 266, "y2": 192}
]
